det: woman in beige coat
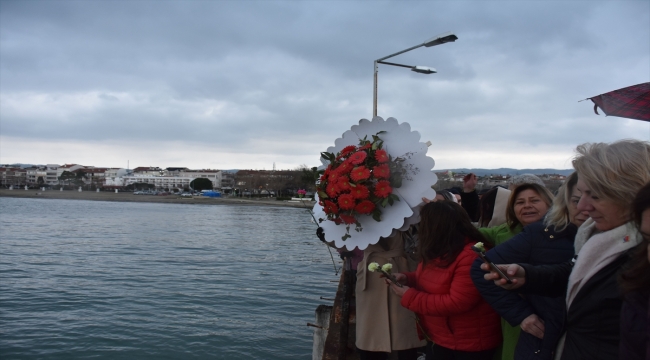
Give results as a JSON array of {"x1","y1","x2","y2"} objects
[{"x1": 355, "y1": 230, "x2": 425, "y2": 360}]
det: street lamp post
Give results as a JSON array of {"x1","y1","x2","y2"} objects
[{"x1": 373, "y1": 32, "x2": 458, "y2": 117}]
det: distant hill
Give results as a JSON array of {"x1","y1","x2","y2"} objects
[
  {"x1": 437, "y1": 168, "x2": 574, "y2": 176},
  {"x1": 0, "y1": 163, "x2": 40, "y2": 168}
]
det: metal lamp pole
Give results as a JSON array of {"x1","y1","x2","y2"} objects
[{"x1": 373, "y1": 33, "x2": 458, "y2": 117}]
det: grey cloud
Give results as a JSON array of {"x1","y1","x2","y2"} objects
[{"x1": 0, "y1": 0, "x2": 648, "y2": 168}]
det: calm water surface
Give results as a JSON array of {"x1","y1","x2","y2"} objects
[{"x1": 0, "y1": 197, "x2": 340, "y2": 359}]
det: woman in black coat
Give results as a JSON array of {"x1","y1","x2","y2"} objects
[
  {"x1": 618, "y1": 182, "x2": 650, "y2": 360},
  {"x1": 470, "y1": 172, "x2": 587, "y2": 359}
]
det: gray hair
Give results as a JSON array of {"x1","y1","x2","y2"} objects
[
  {"x1": 572, "y1": 140, "x2": 650, "y2": 215},
  {"x1": 508, "y1": 173, "x2": 545, "y2": 188}
]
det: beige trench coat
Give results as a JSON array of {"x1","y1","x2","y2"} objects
[{"x1": 355, "y1": 231, "x2": 425, "y2": 352}]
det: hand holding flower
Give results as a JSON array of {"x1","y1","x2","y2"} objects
[
  {"x1": 389, "y1": 282, "x2": 409, "y2": 297},
  {"x1": 383, "y1": 272, "x2": 407, "y2": 285},
  {"x1": 368, "y1": 262, "x2": 402, "y2": 287}
]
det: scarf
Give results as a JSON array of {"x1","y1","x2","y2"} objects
[
  {"x1": 567, "y1": 218, "x2": 641, "y2": 308},
  {"x1": 555, "y1": 219, "x2": 641, "y2": 360}
]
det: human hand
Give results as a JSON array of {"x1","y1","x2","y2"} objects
[
  {"x1": 389, "y1": 283, "x2": 409, "y2": 297},
  {"x1": 480, "y1": 263, "x2": 526, "y2": 289},
  {"x1": 463, "y1": 174, "x2": 477, "y2": 192},
  {"x1": 382, "y1": 272, "x2": 407, "y2": 285},
  {"x1": 422, "y1": 197, "x2": 435, "y2": 204},
  {"x1": 520, "y1": 314, "x2": 545, "y2": 339}
]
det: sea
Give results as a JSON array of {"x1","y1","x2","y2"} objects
[{"x1": 0, "y1": 197, "x2": 341, "y2": 359}]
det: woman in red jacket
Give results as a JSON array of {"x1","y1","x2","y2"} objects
[{"x1": 388, "y1": 201, "x2": 502, "y2": 360}]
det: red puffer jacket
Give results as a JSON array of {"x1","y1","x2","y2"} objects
[{"x1": 401, "y1": 241, "x2": 502, "y2": 352}]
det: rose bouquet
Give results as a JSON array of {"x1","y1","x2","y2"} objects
[
  {"x1": 312, "y1": 117, "x2": 437, "y2": 251},
  {"x1": 316, "y1": 132, "x2": 404, "y2": 240}
]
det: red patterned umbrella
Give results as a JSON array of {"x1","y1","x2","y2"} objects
[{"x1": 588, "y1": 82, "x2": 650, "y2": 122}]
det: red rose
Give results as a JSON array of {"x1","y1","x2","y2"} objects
[
  {"x1": 350, "y1": 184, "x2": 370, "y2": 199},
  {"x1": 374, "y1": 180, "x2": 392, "y2": 198},
  {"x1": 372, "y1": 164, "x2": 390, "y2": 179},
  {"x1": 375, "y1": 149, "x2": 389, "y2": 163},
  {"x1": 350, "y1": 166, "x2": 370, "y2": 182},
  {"x1": 336, "y1": 176, "x2": 352, "y2": 192},
  {"x1": 354, "y1": 200, "x2": 375, "y2": 214},
  {"x1": 339, "y1": 213, "x2": 357, "y2": 224},
  {"x1": 326, "y1": 183, "x2": 339, "y2": 198},
  {"x1": 334, "y1": 161, "x2": 353, "y2": 175},
  {"x1": 348, "y1": 151, "x2": 367, "y2": 165},
  {"x1": 337, "y1": 194, "x2": 356, "y2": 210},
  {"x1": 324, "y1": 200, "x2": 339, "y2": 215},
  {"x1": 340, "y1": 145, "x2": 357, "y2": 157}
]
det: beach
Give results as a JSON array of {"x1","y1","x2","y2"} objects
[{"x1": 0, "y1": 189, "x2": 315, "y2": 208}]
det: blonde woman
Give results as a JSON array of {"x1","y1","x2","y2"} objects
[{"x1": 471, "y1": 172, "x2": 588, "y2": 359}]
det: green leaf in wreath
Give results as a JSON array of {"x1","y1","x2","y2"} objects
[
  {"x1": 372, "y1": 210, "x2": 382, "y2": 222},
  {"x1": 391, "y1": 176, "x2": 403, "y2": 188}
]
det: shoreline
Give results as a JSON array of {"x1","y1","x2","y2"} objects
[{"x1": 0, "y1": 189, "x2": 316, "y2": 209}]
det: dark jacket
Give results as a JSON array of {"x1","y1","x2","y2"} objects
[
  {"x1": 470, "y1": 221, "x2": 577, "y2": 360},
  {"x1": 459, "y1": 189, "x2": 480, "y2": 222},
  {"x1": 521, "y1": 251, "x2": 633, "y2": 360},
  {"x1": 619, "y1": 290, "x2": 650, "y2": 360}
]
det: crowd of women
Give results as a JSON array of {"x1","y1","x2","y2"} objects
[{"x1": 348, "y1": 139, "x2": 650, "y2": 360}]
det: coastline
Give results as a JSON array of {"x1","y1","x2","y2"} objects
[{"x1": 0, "y1": 189, "x2": 316, "y2": 209}]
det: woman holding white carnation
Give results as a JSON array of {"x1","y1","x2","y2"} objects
[
  {"x1": 356, "y1": 231, "x2": 424, "y2": 360},
  {"x1": 388, "y1": 201, "x2": 502, "y2": 360}
]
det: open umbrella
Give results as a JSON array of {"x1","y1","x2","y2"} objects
[{"x1": 587, "y1": 82, "x2": 650, "y2": 122}]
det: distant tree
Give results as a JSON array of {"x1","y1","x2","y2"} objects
[
  {"x1": 190, "y1": 178, "x2": 213, "y2": 191},
  {"x1": 37, "y1": 176, "x2": 44, "y2": 186},
  {"x1": 300, "y1": 167, "x2": 319, "y2": 191},
  {"x1": 58, "y1": 171, "x2": 76, "y2": 187}
]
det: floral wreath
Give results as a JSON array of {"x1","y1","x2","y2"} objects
[{"x1": 312, "y1": 116, "x2": 437, "y2": 250}]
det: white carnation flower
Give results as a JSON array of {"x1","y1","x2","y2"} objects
[
  {"x1": 368, "y1": 262, "x2": 380, "y2": 272},
  {"x1": 381, "y1": 263, "x2": 393, "y2": 273}
]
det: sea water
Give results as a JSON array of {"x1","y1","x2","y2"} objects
[{"x1": 0, "y1": 197, "x2": 340, "y2": 359}]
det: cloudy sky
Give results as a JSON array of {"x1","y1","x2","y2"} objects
[{"x1": 1, "y1": 0, "x2": 648, "y2": 171}]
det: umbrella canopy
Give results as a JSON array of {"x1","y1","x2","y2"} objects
[{"x1": 588, "y1": 82, "x2": 650, "y2": 122}]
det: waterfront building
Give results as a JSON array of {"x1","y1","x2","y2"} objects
[
  {"x1": 132, "y1": 167, "x2": 165, "y2": 176},
  {"x1": 0, "y1": 167, "x2": 27, "y2": 187},
  {"x1": 25, "y1": 164, "x2": 60, "y2": 186},
  {"x1": 121, "y1": 175, "x2": 193, "y2": 190}
]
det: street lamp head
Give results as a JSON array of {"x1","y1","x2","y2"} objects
[
  {"x1": 424, "y1": 33, "x2": 458, "y2": 47},
  {"x1": 411, "y1": 66, "x2": 436, "y2": 74}
]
